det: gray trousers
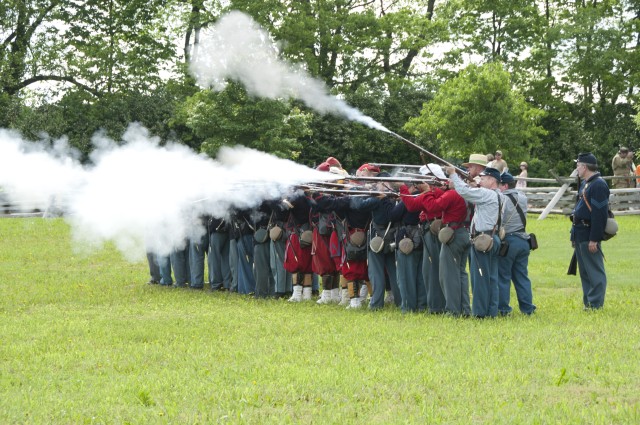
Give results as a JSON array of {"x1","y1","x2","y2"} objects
[
  {"x1": 253, "y1": 239, "x2": 274, "y2": 298},
  {"x1": 209, "y1": 232, "x2": 231, "y2": 289},
  {"x1": 469, "y1": 235, "x2": 500, "y2": 317},
  {"x1": 229, "y1": 239, "x2": 238, "y2": 292},
  {"x1": 575, "y1": 241, "x2": 607, "y2": 308},
  {"x1": 146, "y1": 252, "x2": 161, "y2": 283},
  {"x1": 397, "y1": 249, "x2": 427, "y2": 313},
  {"x1": 368, "y1": 248, "x2": 400, "y2": 309},
  {"x1": 423, "y1": 231, "x2": 446, "y2": 313},
  {"x1": 270, "y1": 238, "x2": 292, "y2": 294},
  {"x1": 439, "y1": 228, "x2": 471, "y2": 315}
]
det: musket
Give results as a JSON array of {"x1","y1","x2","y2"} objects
[
  {"x1": 368, "y1": 163, "x2": 422, "y2": 169},
  {"x1": 299, "y1": 186, "x2": 400, "y2": 197},
  {"x1": 343, "y1": 175, "x2": 441, "y2": 184},
  {"x1": 396, "y1": 171, "x2": 424, "y2": 178},
  {"x1": 396, "y1": 171, "x2": 448, "y2": 185},
  {"x1": 302, "y1": 181, "x2": 356, "y2": 189},
  {"x1": 385, "y1": 130, "x2": 470, "y2": 180}
]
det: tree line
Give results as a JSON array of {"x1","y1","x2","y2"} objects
[{"x1": 2, "y1": 0, "x2": 639, "y2": 177}]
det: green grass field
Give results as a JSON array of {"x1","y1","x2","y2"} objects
[{"x1": 1, "y1": 216, "x2": 639, "y2": 424}]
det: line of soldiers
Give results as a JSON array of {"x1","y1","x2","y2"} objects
[{"x1": 146, "y1": 154, "x2": 537, "y2": 318}]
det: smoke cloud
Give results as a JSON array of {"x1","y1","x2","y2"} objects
[
  {"x1": 189, "y1": 11, "x2": 390, "y2": 133},
  {"x1": 1, "y1": 10, "x2": 392, "y2": 263},
  {"x1": 0, "y1": 124, "x2": 330, "y2": 260}
]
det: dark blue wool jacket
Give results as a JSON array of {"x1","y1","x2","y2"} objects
[{"x1": 571, "y1": 173, "x2": 609, "y2": 243}]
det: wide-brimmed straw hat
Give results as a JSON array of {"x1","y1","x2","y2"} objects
[{"x1": 462, "y1": 154, "x2": 488, "y2": 167}]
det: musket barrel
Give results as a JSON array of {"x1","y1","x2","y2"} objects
[
  {"x1": 300, "y1": 187, "x2": 398, "y2": 196},
  {"x1": 368, "y1": 163, "x2": 422, "y2": 169},
  {"x1": 386, "y1": 131, "x2": 470, "y2": 180},
  {"x1": 344, "y1": 175, "x2": 440, "y2": 184}
]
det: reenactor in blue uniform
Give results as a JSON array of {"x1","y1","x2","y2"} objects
[
  {"x1": 497, "y1": 172, "x2": 536, "y2": 315},
  {"x1": 349, "y1": 172, "x2": 402, "y2": 310},
  {"x1": 446, "y1": 166, "x2": 503, "y2": 318},
  {"x1": 570, "y1": 153, "x2": 609, "y2": 309}
]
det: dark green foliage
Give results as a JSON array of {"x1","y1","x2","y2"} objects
[
  {"x1": 13, "y1": 86, "x2": 191, "y2": 160},
  {"x1": 175, "y1": 82, "x2": 310, "y2": 159}
]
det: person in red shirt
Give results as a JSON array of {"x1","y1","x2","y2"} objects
[
  {"x1": 399, "y1": 164, "x2": 449, "y2": 314},
  {"x1": 416, "y1": 177, "x2": 472, "y2": 316}
]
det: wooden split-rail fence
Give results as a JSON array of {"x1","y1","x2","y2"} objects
[{"x1": 521, "y1": 174, "x2": 640, "y2": 218}]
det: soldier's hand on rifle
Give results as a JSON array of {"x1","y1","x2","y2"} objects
[{"x1": 444, "y1": 166, "x2": 456, "y2": 177}]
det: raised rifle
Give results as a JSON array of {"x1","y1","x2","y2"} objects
[{"x1": 385, "y1": 131, "x2": 470, "y2": 180}]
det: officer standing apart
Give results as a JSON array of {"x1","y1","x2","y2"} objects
[
  {"x1": 445, "y1": 166, "x2": 503, "y2": 318},
  {"x1": 571, "y1": 153, "x2": 609, "y2": 309},
  {"x1": 497, "y1": 172, "x2": 536, "y2": 315}
]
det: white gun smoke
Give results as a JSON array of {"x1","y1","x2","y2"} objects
[
  {"x1": 0, "y1": 125, "x2": 329, "y2": 260},
  {"x1": 189, "y1": 10, "x2": 391, "y2": 133}
]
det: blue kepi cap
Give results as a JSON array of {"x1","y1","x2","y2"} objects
[
  {"x1": 500, "y1": 172, "x2": 514, "y2": 184},
  {"x1": 574, "y1": 152, "x2": 597, "y2": 165},
  {"x1": 479, "y1": 167, "x2": 501, "y2": 181}
]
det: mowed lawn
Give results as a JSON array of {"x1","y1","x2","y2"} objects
[{"x1": 1, "y1": 216, "x2": 639, "y2": 424}]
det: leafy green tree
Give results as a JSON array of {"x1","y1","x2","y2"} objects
[
  {"x1": 553, "y1": 0, "x2": 640, "y2": 173},
  {"x1": 14, "y1": 84, "x2": 194, "y2": 159},
  {"x1": 175, "y1": 82, "x2": 312, "y2": 159},
  {"x1": 404, "y1": 62, "x2": 546, "y2": 163},
  {"x1": 222, "y1": 0, "x2": 445, "y2": 90},
  {"x1": 444, "y1": 0, "x2": 542, "y2": 66},
  {"x1": 1, "y1": 0, "x2": 202, "y2": 155},
  {"x1": 1, "y1": 0, "x2": 177, "y2": 99}
]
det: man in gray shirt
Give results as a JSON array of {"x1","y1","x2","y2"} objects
[
  {"x1": 497, "y1": 172, "x2": 536, "y2": 315},
  {"x1": 445, "y1": 166, "x2": 503, "y2": 318}
]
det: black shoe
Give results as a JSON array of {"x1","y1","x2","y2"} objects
[
  {"x1": 312, "y1": 290, "x2": 320, "y2": 296},
  {"x1": 189, "y1": 285, "x2": 204, "y2": 290},
  {"x1": 146, "y1": 280, "x2": 159, "y2": 285},
  {"x1": 173, "y1": 283, "x2": 188, "y2": 289}
]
